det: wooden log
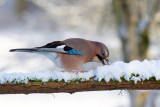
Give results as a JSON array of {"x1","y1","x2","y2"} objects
[{"x1": 0, "y1": 80, "x2": 160, "y2": 94}]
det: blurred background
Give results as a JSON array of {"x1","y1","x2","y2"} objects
[{"x1": 0, "y1": 0, "x2": 160, "y2": 107}]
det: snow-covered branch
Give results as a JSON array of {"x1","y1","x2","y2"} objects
[
  {"x1": 1, "y1": 79, "x2": 160, "y2": 94},
  {"x1": 1, "y1": 60, "x2": 160, "y2": 94}
]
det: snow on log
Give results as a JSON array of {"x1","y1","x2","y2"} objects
[{"x1": 1, "y1": 60, "x2": 160, "y2": 94}]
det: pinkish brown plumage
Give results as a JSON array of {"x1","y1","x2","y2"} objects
[{"x1": 10, "y1": 38, "x2": 109, "y2": 72}]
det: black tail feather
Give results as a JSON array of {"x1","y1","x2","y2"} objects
[
  {"x1": 9, "y1": 48, "x2": 37, "y2": 52},
  {"x1": 9, "y1": 48, "x2": 67, "y2": 53}
]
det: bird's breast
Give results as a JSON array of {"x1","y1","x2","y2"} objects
[
  {"x1": 57, "y1": 53, "x2": 88, "y2": 70},
  {"x1": 78, "y1": 62, "x2": 103, "y2": 71}
]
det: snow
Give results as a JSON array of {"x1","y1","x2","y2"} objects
[
  {"x1": 0, "y1": 59, "x2": 160, "y2": 84},
  {"x1": 95, "y1": 60, "x2": 160, "y2": 83}
]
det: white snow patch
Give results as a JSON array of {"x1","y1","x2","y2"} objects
[{"x1": 0, "y1": 59, "x2": 160, "y2": 84}]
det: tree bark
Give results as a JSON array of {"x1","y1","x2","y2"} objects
[
  {"x1": 112, "y1": 0, "x2": 160, "y2": 62},
  {"x1": 1, "y1": 81, "x2": 160, "y2": 94},
  {"x1": 16, "y1": 0, "x2": 27, "y2": 16}
]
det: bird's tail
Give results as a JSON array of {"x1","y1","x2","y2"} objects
[
  {"x1": 9, "y1": 48, "x2": 67, "y2": 53},
  {"x1": 9, "y1": 48, "x2": 39, "y2": 53}
]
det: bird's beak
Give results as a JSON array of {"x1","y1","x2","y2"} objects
[{"x1": 102, "y1": 59, "x2": 110, "y2": 65}]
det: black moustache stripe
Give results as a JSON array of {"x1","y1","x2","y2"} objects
[{"x1": 96, "y1": 54, "x2": 105, "y2": 65}]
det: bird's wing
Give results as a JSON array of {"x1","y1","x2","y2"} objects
[{"x1": 37, "y1": 41, "x2": 85, "y2": 55}]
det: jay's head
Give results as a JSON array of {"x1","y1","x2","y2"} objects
[{"x1": 93, "y1": 42, "x2": 109, "y2": 65}]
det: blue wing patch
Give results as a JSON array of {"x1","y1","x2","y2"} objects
[{"x1": 66, "y1": 49, "x2": 85, "y2": 55}]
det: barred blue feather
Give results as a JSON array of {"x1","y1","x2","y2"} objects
[{"x1": 67, "y1": 49, "x2": 85, "y2": 55}]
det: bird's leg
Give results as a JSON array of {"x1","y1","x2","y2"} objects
[{"x1": 72, "y1": 69, "x2": 87, "y2": 73}]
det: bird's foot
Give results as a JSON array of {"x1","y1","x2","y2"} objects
[{"x1": 73, "y1": 69, "x2": 87, "y2": 73}]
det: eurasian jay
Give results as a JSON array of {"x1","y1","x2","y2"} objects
[{"x1": 10, "y1": 38, "x2": 109, "y2": 72}]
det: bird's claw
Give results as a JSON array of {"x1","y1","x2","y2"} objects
[{"x1": 72, "y1": 69, "x2": 87, "y2": 73}]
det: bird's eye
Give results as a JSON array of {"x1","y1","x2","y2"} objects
[{"x1": 101, "y1": 51, "x2": 105, "y2": 56}]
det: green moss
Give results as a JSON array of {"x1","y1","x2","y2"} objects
[
  {"x1": 148, "y1": 77, "x2": 156, "y2": 82},
  {"x1": 120, "y1": 76, "x2": 127, "y2": 82},
  {"x1": 129, "y1": 80, "x2": 134, "y2": 83},
  {"x1": 6, "y1": 81, "x2": 9, "y2": 83},
  {"x1": 136, "y1": 74, "x2": 140, "y2": 77},
  {"x1": 63, "y1": 82, "x2": 70, "y2": 86},
  {"x1": 48, "y1": 78, "x2": 54, "y2": 82},
  {"x1": 29, "y1": 79, "x2": 42, "y2": 82},
  {"x1": 20, "y1": 82, "x2": 26, "y2": 85},
  {"x1": 109, "y1": 79, "x2": 119, "y2": 84},
  {"x1": 6, "y1": 75, "x2": 160, "y2": 85},
  {"x1": 155, "y1": 80, "x2": 160, "y2": 83},
  {"x1": 101, "y1": 79, "x2": 105, "y2": 82},
  {"x1": 129, "y1": 73, "x2": 140, "y2": 79},
  {"x1": 54, "y1": 79, "x2": 58, "y2": 82},
  {"x1": 141, "y1": 76, "x2": 160, "y2": 84},
  {"x1": 94, "y1": 81, "x2": 101, "y2": 85}
]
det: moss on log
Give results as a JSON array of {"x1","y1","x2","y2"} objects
[{"x1": 0, "y1": 78, "x2": 160, "y2": 94}]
